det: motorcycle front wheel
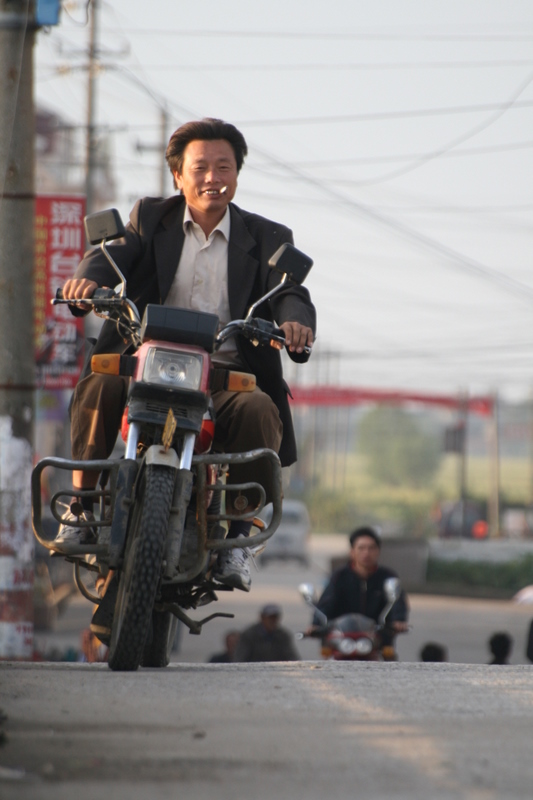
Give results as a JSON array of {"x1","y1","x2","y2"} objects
[
  {"x1": 107, "y1": 463, "x2": 175, "y2": 671},
  {"x1": 141, "y1": 610, "x2": 179, "y2": 668}
]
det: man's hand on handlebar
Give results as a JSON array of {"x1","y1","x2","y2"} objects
[
  {"x1": 391, "y1": 621, "x2": 409, "y2": 633},
  {"x1": 279, "y1": 321, "x2": 314, "y2": 354},
  {"x1": 62, "y1": 278, "x2": 100, "y2": 301},
  {"x1": 61, "y1": 278, "x2": 108, "y2": 311}
]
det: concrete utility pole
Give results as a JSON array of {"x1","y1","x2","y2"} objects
[
  {"x1": 136, "y1": 105, "x2": 170, "y2": 196},
  {"x1": 85, "y1": 0, "x2": 100, "y2": 217},
  {"x1": 0, "y1": 1, "x2": 36, "y2": 659},
  {"x1": 487, "y1": 394, "x2": 501, "y2": 538}
]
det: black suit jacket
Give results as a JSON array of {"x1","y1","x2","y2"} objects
[{"x1": 74, "y1": 195, "x2": 316, "y2": 465}]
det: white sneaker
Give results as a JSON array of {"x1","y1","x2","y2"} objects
[
  {"x1": 54, "y1": 504, "x2": 97, "y2": 546},
  {"x1": 214, "y1": 536, "x2": 251, "y2": 592}
]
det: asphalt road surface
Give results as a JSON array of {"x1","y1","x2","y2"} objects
[
  {"x1": 2, "y1": 660, "x2": 533, "y2": 800},
  {"x1": 2, "y1": 535, "x2": 533, "y2": 799}
]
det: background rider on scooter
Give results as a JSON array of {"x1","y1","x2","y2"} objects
[
  {"x1": 309, "y1": 527, "x2": 409, "y2": 657},
  {"x1": 53, "y1": 117, "x2": 316, "y2": 594}
]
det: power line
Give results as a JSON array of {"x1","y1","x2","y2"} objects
[
  {"x1": 233, "y1": 99, "x2": 533, "y2": 128},
  {"x1": 238, "y1": 187, "x2": 533, "y2": 214},
  {"x1": 280, "y1": 139, "x2": 533, "y2": 168},
  {"x1": 114, "y1": 59, "x2": 533, "y2": 72},
  {"x1": 346, "y1": 68, "x2": 533, "y2": 186},
  {"x1": 79, "y1": 28, "x2": 533, "y2": 42}
]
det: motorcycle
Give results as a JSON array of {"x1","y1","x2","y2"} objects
[
  {"x1": 297, "y1": 579, "x2": 402, "y2": 661},
  {"x1": 31, "y1": 207, "x2": 313, "y2": 672}
]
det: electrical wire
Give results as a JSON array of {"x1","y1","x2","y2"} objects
[
  {"x1": 82, "y1": 28, "x2": 533, "y2": 42},
  {"x1": 346, "y1": 68, "x2": 533, "y2": 186},
  {"x1": 232, "y1": 99, "x2": 533, "y2": 128},
  {"x1": 117, "y1": 59, "x2": 533, "y2": 72}
]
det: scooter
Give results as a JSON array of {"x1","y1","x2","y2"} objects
[
  {"x1": 297, "y1": 578, "x2": 402, "y2": 661},
  {"x1": 31, "y1": 207, "x2": 313, "y2": 672}
]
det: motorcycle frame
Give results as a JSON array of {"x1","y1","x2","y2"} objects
[{"x1": 31, "y1": 447, "x2": 283, "y2": 571}]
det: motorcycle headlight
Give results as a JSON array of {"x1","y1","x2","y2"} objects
[
  {"x1": 338, "y1": 637, "x2": 373, "y2": 656},
  {"x1": 142, "y1": 348, "x2": 203, "y2": 390}
]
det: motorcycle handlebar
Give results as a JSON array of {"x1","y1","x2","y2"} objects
[
  {"x1": 54, "y1": 288, "x2": 312, "y2": 354},
  {"x1": 53, "y1": 287, "x2": 118, "y2": 306}
]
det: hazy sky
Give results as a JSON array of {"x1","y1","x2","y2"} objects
[{"x1": 34, "y1": 1, "x2": 533, "y2": 399}]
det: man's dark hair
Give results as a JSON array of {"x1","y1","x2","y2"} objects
[
  {"x1": 349, "y1": 527, "x2": 381, "y2": 548},
  {"x1": 165, "y1": 117, "x2": 248, "y2": 178}
]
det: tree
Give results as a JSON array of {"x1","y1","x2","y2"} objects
[{"x1": 358, "y1": 405, "x2": 441, "y2": 487}]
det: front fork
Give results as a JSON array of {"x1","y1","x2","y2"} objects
[{"x1": 125, "y1": 423, "x2": 195, "y2": 471}]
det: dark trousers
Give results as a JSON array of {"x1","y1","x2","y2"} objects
[{"x1": 69, "y1": 373, "x2": 283, "y2": 509}]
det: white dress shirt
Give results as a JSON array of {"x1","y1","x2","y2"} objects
[{"x1": 165, "y1": 205, "x2": 240, "y2": 364}]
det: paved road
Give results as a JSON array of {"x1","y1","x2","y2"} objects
[
  {"x1": 2, "y1": 660, "x2": 533, "y2": 799},
  {"x1": 2, "y1": 535, "x2": 533, "y2": 799}
]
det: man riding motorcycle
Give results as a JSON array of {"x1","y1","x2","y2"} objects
[
  {"x1": 309, "y1": 527, "x2": 409, "y2": 656},
  {"x1": 54, "y1": 117, "x2": 316, "y2": 596}
]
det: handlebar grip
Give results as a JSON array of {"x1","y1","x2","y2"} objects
[
  {"x1": 92, "y1": 288, "x2": 116, "y2": 300},
  {"x1": 271, "y1": 326, "x2": 313, "y2": 355},
  {"x1": 52, "y1": 287, "x2": 116, "y2": 305}
]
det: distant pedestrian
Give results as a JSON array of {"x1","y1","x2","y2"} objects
[
  {"x1": 526, "y1": 619, "x2": 533, "y2": 663},
  {"x1": 234, "y1": 604, "x2": 300, "y2": 662},
  {"x1": 487, "y1": 631, "x2": 513, "y2": 665},
  {"x1": 208, "y1": 630, "x2": 241, "y2": 663},
  {"x1": 420, "y1": 642, "x2": 448, "y2": 663}
]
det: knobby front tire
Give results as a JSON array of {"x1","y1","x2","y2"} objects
[
  {"x1": 141, "y1": 610, "x2": 179, "y2": 668},
  {"x1": 107, "y1": 464, "x2": 175, "y2": 671}
]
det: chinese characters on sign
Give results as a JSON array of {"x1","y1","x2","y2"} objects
[{"x1": 35, "y1": 196, "x2": 86, "y2": 389}]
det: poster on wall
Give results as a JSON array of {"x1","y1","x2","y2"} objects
[{"x1": 34, "y1": 195, "x2": 86, "y2": 389}]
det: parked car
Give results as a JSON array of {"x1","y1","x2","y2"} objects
[{"x1": 258, "y1": 500, "x2": 311, "y2": 566}]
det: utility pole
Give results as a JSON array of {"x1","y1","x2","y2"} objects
[
  {"x1": 85, "y1": 0, "x2": 100, "y2": 216},
  {"x1": 456, "y1": 393, "x2": 469, "y2": 537},
  {"x1": 0, "y1": 1, "x2": 36, "y2": 659},
  {"x1": 487, "y1": 394, "x2": 500, "y2": 538},
  {"x1": 136, "y1": 105, "x2": 170, "y2": 196}
]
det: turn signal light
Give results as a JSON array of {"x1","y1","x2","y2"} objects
[
  {"x1": 269, "y1": 339, "x2": 283, "y2": 350},
  {"x1": 226, "y1": 371, "x2": 256, "y2": 392},
  {"x1": 91, "y1": 354, "x2": 121, "y2": 375}
]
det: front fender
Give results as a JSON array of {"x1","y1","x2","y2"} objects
[{"x1": 145, "y1": 445, "x2": 180, "y2": 469}]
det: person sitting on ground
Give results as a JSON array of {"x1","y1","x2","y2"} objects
[
  {"x1": 420, "y1": 642, "x2": 448, "y2": 663},
  {"x1": 488, "y1": 631, "x2": 513, "y2": 665},
  {"x1": 208, "y1": 630, "x2": 241, "y2": 663},
  {"x1": 233, "y1": 604, "x2": 300, "y2": 662},
  {"x1": 526, "y1": 619, "x2": 533, "y2": 664}
]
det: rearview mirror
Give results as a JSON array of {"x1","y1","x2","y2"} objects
[
  {"x1": 384, "y1": 577, "x2": 401, "y2": 604},
  {"x1": 298, "y1": 582, "x2": 316, "y2": 604},
  {"x1": 268, "y1": 243, "x2": 313, "y2": 285},
  {"x1": 84, "y1": 208, "x2": 126, "y2": 246}
]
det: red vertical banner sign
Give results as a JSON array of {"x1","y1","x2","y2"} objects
[{"x1": 34, "y1": 195, "x2": 86, "y2": 389}]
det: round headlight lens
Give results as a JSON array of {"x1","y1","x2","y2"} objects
[
  {"x1": 143, "y1": 348, "x2": 203, "y2": 390},
  {"x1": 338, "y1": 637, "x2": 373, "y2": 656}
]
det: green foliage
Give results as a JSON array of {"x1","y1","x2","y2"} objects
[
  {"x1": 358, "y1": 405, "x2": 442, "y2": 488},
  {"x1": 302, "y1": 485, "x2": 437, "y2": 537},
  {"x1": 427, "y1": 555, "x2": 533, "y2": 593}
]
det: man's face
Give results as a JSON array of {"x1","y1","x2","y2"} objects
[
  {"x1": 261, "y1": 613, "x2": 280, "y2": 633},
  {"x1": 351, "y1": 536, "x2": 380, "y2": 574},
  {"x1": 173, "y1": 139, "x2": 238, "y2": 220}
]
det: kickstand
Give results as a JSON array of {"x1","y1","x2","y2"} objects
[{"x1": 163, "y1": 603, "x2": 235, "y2": 635}]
